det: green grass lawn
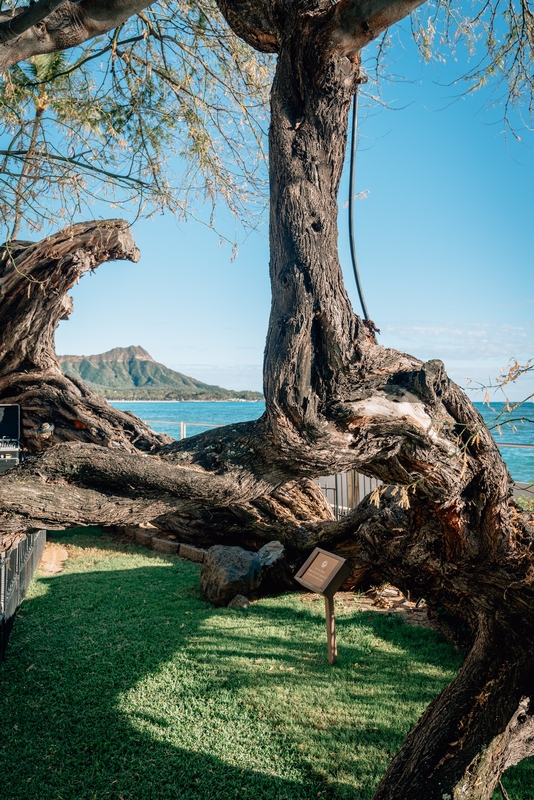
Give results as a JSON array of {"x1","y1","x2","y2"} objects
[{"x1": 0, "y1": 528, "x2": 532, "y2": 799}]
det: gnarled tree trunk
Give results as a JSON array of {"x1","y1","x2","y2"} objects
[
  {"x1": 0, "y1": 221, "x2": 170, "y2": 454},
  {"x1": 1, "y1": 1, "x2": 534, "y2": 798}
]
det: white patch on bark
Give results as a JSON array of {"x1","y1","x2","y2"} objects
[{"x1": 350, "y1": 392, "x2": 456, "y2": 453}]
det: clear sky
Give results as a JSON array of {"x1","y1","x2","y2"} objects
[{"x1": 55, "y1": 23, "x2": 533, "y2": 402}]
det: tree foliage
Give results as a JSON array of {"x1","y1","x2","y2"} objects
[
  {"x1": 1, "y1": 0, "x2": 533, "y2": 241},
  {"x1": 369, "y1": 0, "x2": 534, "y2": 127},
  {"x1": 0, "y1": 1, "x2": 272, "y2": 240}
]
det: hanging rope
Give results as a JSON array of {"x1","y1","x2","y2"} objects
[{"x1": 348, "y1": 87, "x2": 370, "y2": 322}]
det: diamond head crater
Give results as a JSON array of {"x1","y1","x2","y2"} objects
[{"x1": 59, "y1": 346, "x2": 262, "y2": 401}]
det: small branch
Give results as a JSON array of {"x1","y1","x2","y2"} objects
[
  {"x1": 332, "y1": 0, "x2": 428, "y2": 55},
  {"x1": 499, "y1": 780, "x2": 511, "y2": 800},
  {"x1": 16, "y1": 32, "x2": 148, "y2": 86}
]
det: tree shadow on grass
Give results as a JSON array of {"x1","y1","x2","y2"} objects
[{"x1": 1, "y1": 534, "x2": 532, "y2": 800}]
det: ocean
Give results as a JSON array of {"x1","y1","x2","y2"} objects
[{"x1": 110, "y1": 400, "x2": 534, "y2": 483}]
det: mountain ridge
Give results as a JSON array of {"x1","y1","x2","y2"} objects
[
  {"x1": 60, "y1": 345, "x2": 155, "y2": 364},
  {"x1": 59, "y1": 346, "x2": 262, "y2": 401}
]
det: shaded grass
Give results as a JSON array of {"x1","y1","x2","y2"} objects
[{"x1": 0, "y1": 528, "x2": 531, "y2": 799}]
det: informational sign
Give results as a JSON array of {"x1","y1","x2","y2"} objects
[
  {"x1": 294, "y1": 548, "x2": 352, "y2": 666},
  {"x1": 302, "y1": 553, "x2": 340, "y2": 589},
  {"x1": 294, "y1": 547, "x2": 351, "y2": 598}
]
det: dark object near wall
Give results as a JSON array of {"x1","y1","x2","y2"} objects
[{"x1": 0, "y1": 529, "x2": 46, "y2": 661}]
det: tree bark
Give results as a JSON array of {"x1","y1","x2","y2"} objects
[
  {"x1": 0, "y1": 0, "x2": 153, "y2": 72},
  {"x1": 0, "y1": 220, "x2": 171, "y2": 454},
  {"x1": 1, "y1": 1, "x2": 534, "y2": 797}
]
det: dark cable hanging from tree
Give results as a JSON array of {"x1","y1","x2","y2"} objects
[{"x1": 348, "y1": 88, "x2": 370, "y2": 322}]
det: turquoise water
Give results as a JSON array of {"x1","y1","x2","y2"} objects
[
  {"x1": 111, "y1": 401, "x2": 266, "y2": 439},
  {"x1": 475, "y1": 402, "x2": 533, "y2": 483},
  {"x1": 111, "y1": 400, "x2": 533, "y2": 483}
]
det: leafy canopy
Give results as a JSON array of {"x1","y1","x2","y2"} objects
[{"x1": 0, "y1": 0, "x2": 272, "y2": 241}]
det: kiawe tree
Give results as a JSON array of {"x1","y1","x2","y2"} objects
[{"x1": 1, "y1": 1, "x2": 534, "y2": 798}]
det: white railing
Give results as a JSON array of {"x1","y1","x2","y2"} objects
[
  {"x1": 318, "y1": 471, "x2": 382, "y2": 520},
  {"x1": 144, "y1": 420, "x2": 224, "y2": 440},
  {"x1": 498, "y1": 443, "x2": 534, "y2": 449}
]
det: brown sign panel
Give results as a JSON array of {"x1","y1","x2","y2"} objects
[{"x1": 294, "y1": 547, "x2": 351, "y2": 598}]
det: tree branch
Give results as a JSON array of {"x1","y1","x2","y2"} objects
[
  {"x1": 0, "y1": 0, "x2": 153, "y2": 72},
  {"x1": 331, "y1": 0, "x2": 429, "y2": 55},
  {"x1": 0, "y1": 0, "x2": 68, "y2": 44},
  {"x1": 215, "y1": 0, "x2": 280, "y2": 53},
  {"x1": 0, "y1": 220, "x2": 169, "y2": 455},
  {"x1": 216, "y1": 0, "x2": 428, "y2": 58}
]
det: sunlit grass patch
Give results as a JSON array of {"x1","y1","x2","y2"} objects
[{"x1": 0, "y1": 527, "x2": 531, "y2": 799}]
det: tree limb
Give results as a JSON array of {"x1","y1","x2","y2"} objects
[
  {"x1": 0, "y1": 220, "x2": 170, "y2": 454},
  {"x1": 331, "y1": 0, "x2": 429, "y2": 54},
  {"x1": 0, "y1": 0, "x2": 68, "y2": 44},
  {"x1": 0, "y1": 0, "x2": 153, "y2": 72},
  {"x1": 216, "y1": 0, "x2": 428, "y2": 57},
  {"x1": 215, "y1": 0, "x2": 280, "y2": 53}
]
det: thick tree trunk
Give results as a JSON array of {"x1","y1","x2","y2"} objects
[{"x1": 1, "y1": 2, "x2": 534, "y2": 797}]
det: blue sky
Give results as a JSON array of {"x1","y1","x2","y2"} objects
[{"x1": 55, "y1": 24, "x2": 533, "y2": 401}]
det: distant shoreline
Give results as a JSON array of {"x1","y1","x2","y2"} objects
[{"x1": 108, "y1": 399, "x2": 264, "y2": 403}]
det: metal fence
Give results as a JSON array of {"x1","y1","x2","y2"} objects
[
  {"x1": 318, "y1": 471, "x2": 382, "y2": 519},
  {"x1": 1, "y1": 529, "x2": 46, "y2": 661}
]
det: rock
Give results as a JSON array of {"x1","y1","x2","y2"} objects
[
  {"x1": 37, "y1": 421, "x2": 55, "y2": 435},
  {"x1": 258, "y1": 540, "x2": 285, "y2": 568},
  {"x1": 379, "y1": 588, "x2": 400, "y2": 597},
  {"x1": 257, "y1": 540, "x2": 292, "y2": 593},
  {"x1": 200, "y1": 546, "x2": 262, "y2": 606},
  {"x1": 227, "y1": 594, "x2": 250, "y2": 609},
  {"x1": 151, "y1": 536, "x2": 180, "y2": 554},
  {"x1": 179, "y1": 543, "x2": 206, "y2": 563}
]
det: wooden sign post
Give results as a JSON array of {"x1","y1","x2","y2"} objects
[
  {"x1": 325, "y1": 594, "x2": 336, "y2": 665},
  {"x1": 294, "y1": 548, "x2": 351, "y2": 665}
]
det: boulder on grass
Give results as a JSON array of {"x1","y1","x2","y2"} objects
[{"x1": 200, "y1": 546, "x2": 262, "y2": 606}]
